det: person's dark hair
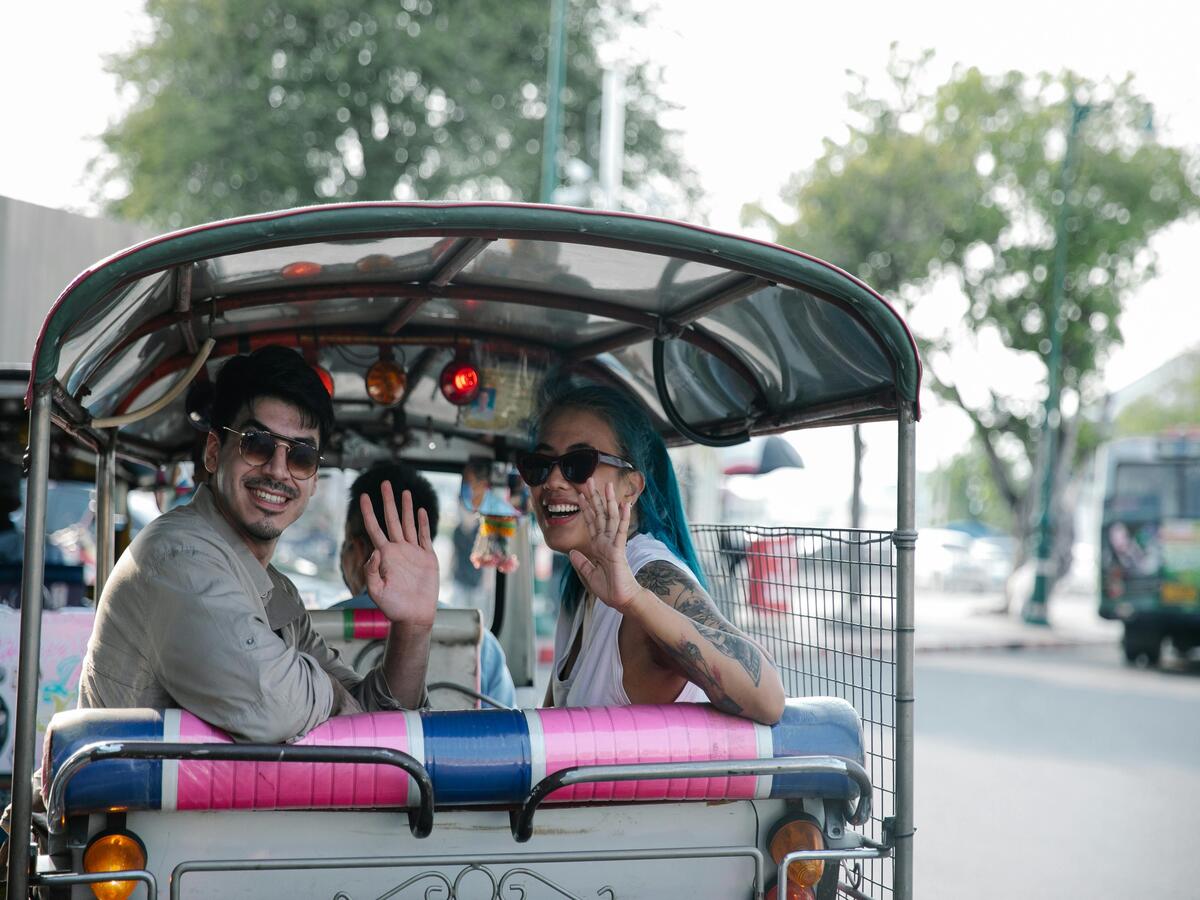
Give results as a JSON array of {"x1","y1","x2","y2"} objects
[
  {"x1": 533, "y1": 380, "x2": 708, "y2": 611},
  {"x1": 0, "y1": 461, "x2": 21, "y2": 517},
  {"x1": 346, "y1": 461, "x2": 440, "y2": 544},
  {"x1": 210, "y1": 346, "x2": 334, "y2": 447}
]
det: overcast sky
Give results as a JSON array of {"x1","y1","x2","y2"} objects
[{"x1": 0, "y1": 0, "x2": 1196, "y2": 510}]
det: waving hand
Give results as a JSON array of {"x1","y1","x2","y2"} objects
[
  {"x1": 359, "y1": 482, "x2": 439, "y2": 629},
  {"x1": 568, "y1": 479, "x2": 642, "y2": 612}
]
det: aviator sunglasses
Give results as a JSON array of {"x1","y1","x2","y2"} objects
[
  {"x1": 221, "y1": 426, "x2": 323, "y2": 480},
  {"x1": 515, "y1": 447, "x2": 635, "y2": 487}
]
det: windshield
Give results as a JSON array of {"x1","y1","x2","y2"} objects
[
  {"x1": 5, "y1": 480, "x2": 97, "y2": 582},
  {"x1": 1109, "y1": 461, "x2": 1200, "y2": 520}
]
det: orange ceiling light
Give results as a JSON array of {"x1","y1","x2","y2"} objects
[
  {"x1": 365, "y1": 349, "x2": 407, "y2": 407},
  {"x1": 355, "y1": 253, "x2": 396, "y2": 273}
]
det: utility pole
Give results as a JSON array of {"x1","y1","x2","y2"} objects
[
  {"x1": 598, "y1": 65, "x2": 627, "y2": 210},
  {"x1": 1024, "y1": 99, "x2": 1089, "y2": 625},
  {"x1": 539, "y1": 0, "x2": 568, "y2": 203}
]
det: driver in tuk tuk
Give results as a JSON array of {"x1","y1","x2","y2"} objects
[{"x1": 78, "y1": 346, "x2": 440, "y2": 742}]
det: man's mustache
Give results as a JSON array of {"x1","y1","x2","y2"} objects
[{"x1": 244, "y1": 477, "x2": 300, "y2": 500}]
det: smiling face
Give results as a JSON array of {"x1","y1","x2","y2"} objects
[
  {"x1": 529, "y1": 407, "x2": 644, "y2": 555},
  {"x1": 204, "y1": 396, "x2": 320, "y2": 565}
]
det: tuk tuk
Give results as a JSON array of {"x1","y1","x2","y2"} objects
[
  {"x1": 1098, "y1": 433, "x2": 1200, "y2": 665},
  {"x1": 0, "y1": 366, "x2": 111, "y2": 795},
  {"x1": 8, "y1": 203, "x2": 918, "y2": 899}
]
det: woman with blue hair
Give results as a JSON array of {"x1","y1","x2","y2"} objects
[{"x1": 518, "y1": 383, "x2": 784, "y2": 724}]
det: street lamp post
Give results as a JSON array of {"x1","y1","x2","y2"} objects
[
  {"x1": 539, "y1": 0, "x2": 568, "y2": 203},
  {"x1": 1024, "y1": 99, "x2": 1089, "y2": 625}
]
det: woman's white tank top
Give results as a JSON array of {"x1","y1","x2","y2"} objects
[{"x1": 550, "y1": 533, "x2": 709, "y2": 708}]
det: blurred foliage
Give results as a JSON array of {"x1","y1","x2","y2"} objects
[
  {"x1": 746, "y1": 50, "x2": 1200, "y2": 556},
  {"x1": 928, "y1": 449, "x2": 1015, "y2": 531},
  {"x1": 1115, "y1": 352, "x2": 1200, "y2": 435},
  {"x1": 96, "y1": 0, "x2": 697, "y2": 227}
]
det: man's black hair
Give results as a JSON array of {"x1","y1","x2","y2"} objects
[
  {"x1": 210, "y1": 346, "x2": 334, "y2": 447},
  {"x1": 346, "y1": 461, "x2": 440, "y2": 543}
]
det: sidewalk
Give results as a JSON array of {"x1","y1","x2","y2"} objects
[{"x1": 915, "y1": 588, "x2": 1120, "y2": 653}]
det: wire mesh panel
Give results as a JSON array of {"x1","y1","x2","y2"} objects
[{"x1": 691, "y1": 524, "x2": 896, "y2": 900}]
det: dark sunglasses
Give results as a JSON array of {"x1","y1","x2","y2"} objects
[
  {"x1": 221, "y1": 426, "x2": 322, "y2": 480},
  {"x1": 515, "y1": 448, "x2": 635, "y2": 486}
]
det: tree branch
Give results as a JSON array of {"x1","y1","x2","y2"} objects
[{"x1": 928, "y1": 372, "x2": 1022, "y2": 515}]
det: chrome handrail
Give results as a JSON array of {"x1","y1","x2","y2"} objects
[
  {"x1": 46, "y1": 740, "x2": 436, "y2": 838},
  {"x1": 33, "y1": 868, "x2": 158, "y2": 899},
  {"x1": 510, "y1": 754, "x2": 872, "y2": 842}
]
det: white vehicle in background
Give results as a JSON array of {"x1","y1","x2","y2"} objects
[
  {"x1": 968, "y1": 535, "x2": 1017, "y2": 594},
  {"x1": 916, "y1": 527, "x2": 985, "y2": 592}
]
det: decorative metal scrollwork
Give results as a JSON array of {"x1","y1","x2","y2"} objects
[
  {"x1": 332, "y1": 865, "x2": 615, "y2": 900},
  {"x1": 845, "y1": 860, "x2": 863, "y2": 891},
  {"x1": 331, "y1": 869, "x2": 452, "y2": 900}
]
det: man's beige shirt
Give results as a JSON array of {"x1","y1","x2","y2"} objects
[{"x1": 78, "y1": 484, "x2": 401, "y2": 741}]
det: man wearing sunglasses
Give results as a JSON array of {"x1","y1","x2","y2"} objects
[{"x1": 79, "y1": 346, "x2": 438, "y2": 743}]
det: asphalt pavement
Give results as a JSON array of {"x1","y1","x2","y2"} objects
[
  {"x1": 913, "y1": 588, "x2": 1200, "y2": 896},
  {"x1": 915, "y1": 641, "x2": 1200, "y2": 898}
]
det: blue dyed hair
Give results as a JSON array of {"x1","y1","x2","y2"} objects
[{"x1": 533, "y1": 382, "x2": 708, "y2": 612}]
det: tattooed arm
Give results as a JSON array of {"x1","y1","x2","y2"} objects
[
  {"x1": 565, "y1": 479, "x2": 784, "y2": 724},
  {"x1": 623, "y1": 560, "x2": 785, "y2": 724}
]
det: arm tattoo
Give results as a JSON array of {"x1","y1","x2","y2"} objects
[
  {"x1": 636, "y1": 561, "x2": 763, "y2": 687},
  {"x1": 637, "y1": 560, "x2": 701, "y2": 598},
  {"x1": 675, "y1": 594, "x2": 762, "y2": 686},
  {"x1": 669, "y1": 639, "x2": 743, "y2": 717}
]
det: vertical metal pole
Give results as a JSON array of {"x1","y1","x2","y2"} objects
[
  {"x1": 539, "y1": 0, "x2": 568, "y2": 203},
  {"x1": 893, "y1": 405, "x2": 917, "y2": 900},
  {"x1": 598, "y1": 65, "x2": 627, "y2": 210},
  {"x1": 8, "y1": 383, "x2": 53, "y2": 897},
  {"x1": 94, "y1": 431, "x2": 117, "y2": 596},
  {"x1": 1026, "y1": 100, "x2": 1089, "y2": 625}
]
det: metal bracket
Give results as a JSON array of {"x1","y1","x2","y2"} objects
[{"x1": 651, "y1": 337, "x2": 751, "y2": 447}]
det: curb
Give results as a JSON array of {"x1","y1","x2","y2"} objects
[{"x1": 915, "y1": 634, "x2": 1116, "y2": 654}]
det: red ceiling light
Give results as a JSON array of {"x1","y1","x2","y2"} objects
[
  {"x1": 300, "y1": 342, "x2": 334, "y2": 397},
  {"x1": 439, "y1": 357, "x2": 481, "y2": 406},
  {"x1": 281, "y1": 261, "x2": 323, "y2": 279},
  {"x1": 313, "y1": 364, "x2": 335, "y2": 397}
]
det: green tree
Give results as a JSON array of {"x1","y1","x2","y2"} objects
[
  {"x1": 1114, "y1": 353, "x2": 1200, "y2": 436},
  {"x1": 927, "y1": 449, "x2": 1014, "y2": 532},
  {"x1": 95, "y1": 0, "x2": 696, "y2": 227},
  {"x1": 747, "y1": 51, "x2": 1200, "y2": 600}
]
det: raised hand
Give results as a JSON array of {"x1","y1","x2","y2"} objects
[
  {"x1": 568, "y1": 479, "x2": 642, "y2": 612},
  {"x1": 359, "y1": 482, "x2": 439, "y2": 629}
]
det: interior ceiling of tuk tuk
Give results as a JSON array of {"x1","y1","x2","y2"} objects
[{"x1": 33, "y1": 204, "x2": 921, "y2": 467}]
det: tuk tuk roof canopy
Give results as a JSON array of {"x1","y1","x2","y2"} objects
[{"x1": 29, "y1": 203, "x2": 921, "y2": 464}]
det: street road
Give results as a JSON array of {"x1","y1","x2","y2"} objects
[{"x1": 914, "y1": 643, "x2": 1200, "y2": 898}]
